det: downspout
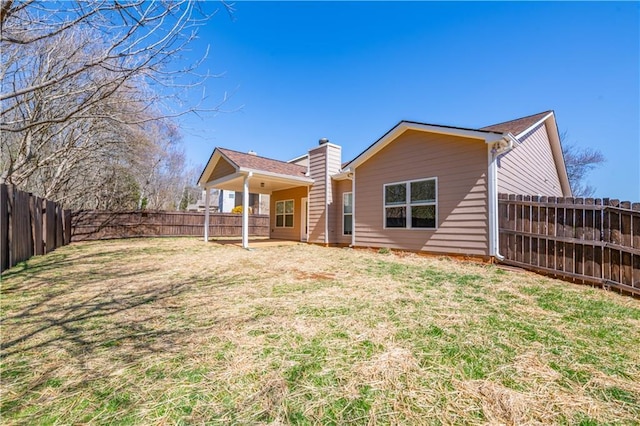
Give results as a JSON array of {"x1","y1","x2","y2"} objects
[
  {"x1": 351, "y1": 169, "x2": 356, "y2": 248},
  {"x1": 488, "y1": 135, "x2": 515, "y2": 261}
]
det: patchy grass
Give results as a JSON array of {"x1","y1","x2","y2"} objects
[{"x1": 1, "y1": 238, "x2": 639, "y2": 425}]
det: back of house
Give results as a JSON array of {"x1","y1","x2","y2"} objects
[{"x1": 198, "y1": 110, "x2": 571, "y2": 259}]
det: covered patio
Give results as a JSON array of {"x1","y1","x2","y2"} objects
[{"x1": 198, "y1": 148, "x2": 313, "y2": 249}]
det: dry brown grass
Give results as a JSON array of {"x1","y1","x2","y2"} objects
[{"x1": 1, "y1": 238, "x2": 639, "y2": 424}]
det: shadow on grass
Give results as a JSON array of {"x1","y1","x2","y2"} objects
[
  {"x1": 1, "y1": 274, "x2": 190, "y2": 357},
  {"x1": 0, "y1": 243, "x2": 207, "y2": 419}
]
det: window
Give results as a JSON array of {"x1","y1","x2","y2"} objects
[
  {"x1": 384, "y1": 178, "x2": 437, "y2": 229},
  {"x1": 343, "y1": 192, "x2": 353, "y2": 235},
  {"x1": 275, "y1": 200, "x2": 294, "y2": 228}
]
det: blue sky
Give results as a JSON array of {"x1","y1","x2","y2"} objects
[{"x1": 177, "y1": 1, "x2": 639, "y2": 201}]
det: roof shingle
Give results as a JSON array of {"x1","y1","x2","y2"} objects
[
  {"x1": 218, "y1": 148, "x2": 307, "y2": 178},
  {"x1": 480, "y1": 110, "x2": 552, "y2": 135}
]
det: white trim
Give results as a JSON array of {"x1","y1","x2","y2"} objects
[
  {"x1": 488, "y1": 137, "x2": 515, "y2": 260},
  {"x1": 204, "y1": 188, "x2": 210, "y2": 242},
  {"x1": 514, "y1": 111, "x2": 554, "y2": 138},
  {"x1": 242, "y1": 172, "x2": 251, "y2": 249},
  {"x1": 382, "y1": 177, "x2": 438, "y2": 230},
  {"x1": 348, "y1": 122, "x2": 505, "y2": 170},
  {"x1": 351, "y1": 170, "x2": 356, "y2": 247},
  {"x1": 545, "y1": 113, "x2": 572, "y2": 196},
  {"x1": 237, "y1": 167, "x2": 314, "y2": 185},
  {"x1": 488, "y1": 143, "x2": 498, "y2": 259},
  {"x1": 203, "y1": 172, "x2": 243, "y2": 190},
  {"x1": 332, "y1": 170, "x2": 353, "y2": 180},
  {"x1": 198, "y1": 150, "x2": 239, "y2": 187},
  {"x1": 287, "y1": 153, "x2": 308, "y2": 163},
  {"x1": 342, "y1": 192, "x2": 353, "y2": 236},
  {"x1": 300, "y1": 197, "x2": 308, "y2": 241}
]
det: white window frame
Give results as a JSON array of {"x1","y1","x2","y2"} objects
[
  {"x1": 275, "y1": 199, "x2": 294, "y2": 228},
  {"x1": 383, "y1": 177, "x2": 438, "y2": 230},
  {"x1": 343, "y1": 192, "x2": 353, "y2": 236}
]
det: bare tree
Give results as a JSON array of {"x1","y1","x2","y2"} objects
[
  {"x1": 561, "y1": 132, "x2": 606, "y2": 197},
  {"x1": 0, "y1": 1, "x2": 228, "y2": 208}
]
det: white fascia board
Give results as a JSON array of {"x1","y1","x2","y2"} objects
[
  {"x1": 545, "y1": 114, "x2": 572, "y2": 196},
  {"x1": 237, "y1": 167, "x2": 314, "y2": 185},
  {"x1": 198, "y1": 150, "x2": 222, "y2": 187},
  {"x1": 506, "y1": 133, "x2": 520, "y2": 147},
  {"x1": 332, "y1": 170, "x2": 353, "y2": 181},
  {"x1": 514, "y1": 111, "x2": 554, "y2": 139},
  {"x1": 198, "y1": 149, "x2": 240, "y2": 187},
  {"x1": 202, "y1": 172, "x2": 243, "y2": 189},
  {"x1": 406, "y1": 122, "x2": 504, "y2": 143},
  {"x1": 287, "y1": 153, "x2": 309, "y2": 163}
]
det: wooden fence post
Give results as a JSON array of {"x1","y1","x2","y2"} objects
[
  {"x1": 539, "y1": 196, "x2": 548, "y2": 268},
  {"x1": 0, "y1": 184, "x2": 8, "y2": 273},
  {"x1": 55, "y1": 204, "x2": 63, "y2": 249},
  {"x1": 633, "y1": 203, "x2": 640, "y2": 292},
  {"x1": 63, "y1": 210, "x2": 72, "y2": 245}
]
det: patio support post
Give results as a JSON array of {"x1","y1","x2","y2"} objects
[
  {"x1": 204, "y1": 187, "x2": 210, "y2": 242},
  {"x1": 242, "y1": 172, "x2": 252, "y2": 249}
]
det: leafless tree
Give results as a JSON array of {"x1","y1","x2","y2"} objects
[
  {"x1": 561, "y1": 132, "x2": 606, "y2": 197},
  {"x1": 1, "y1": 0, "x2": 228, "y2": 208}
]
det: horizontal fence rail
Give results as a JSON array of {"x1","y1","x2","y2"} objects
[
  {"x1": 498, "y1": 194, "x2": 640, "y2": 297},
  {"x1": 1, "y1": 184, "x2": 71, "y2": 273},
  {"x1": 71, "y1": 211, "x2": 269, "y2": 241}
]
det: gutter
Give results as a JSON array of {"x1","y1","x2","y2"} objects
[{"x1": 488, "y1": 133, "x2": 516, "y2": 261}]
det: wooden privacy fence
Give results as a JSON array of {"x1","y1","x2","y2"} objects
[
  {"x1": 72, "y1": 210, "x2": 269, "y2": 241},
  {"x1": 498, "y1": 194, "x2": 640, "y2": 296},
  {"x1": 1, "y1": 184, "x2": 71, "y2": 273}
]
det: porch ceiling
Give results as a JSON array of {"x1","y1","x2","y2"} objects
[{"x1": 206, "y1": 172, "x2": 312, "y2": 194}]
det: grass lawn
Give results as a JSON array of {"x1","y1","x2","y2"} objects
[{"x1": 1, "y1": 238, "x2": 639, "y2": 425}]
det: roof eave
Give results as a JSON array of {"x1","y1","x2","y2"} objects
[
  {"x1": 347, "y1": 121, "x2": 506, "y2": 170},
  {"x1": 198, "y1": 148, "x2": 239, "y2": 187},
  {"x1": 237, "y1": 167, "x2": 314, "y2": 185},
  {"x1": 544, "y1": 114, "x2": 573, "y2": 196}
]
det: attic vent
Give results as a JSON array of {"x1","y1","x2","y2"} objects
[
  {"x1": 319, "y1": 138, "x2": 329, "y2": 145},
  {"x1": 248, "y1": 150, "x2": 257, "y2": 156}
]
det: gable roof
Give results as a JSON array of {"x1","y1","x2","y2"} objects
[
  {"x1": 217, "y1": 148, "x2": 307, "y2": 178},
  {"x1": 198, "y1": 146, "x2": 313, "y2": 193},
  {"x1": 481, "y1": 110, "x2": 553, "y2": 136},
  {"x1": 344, "y1": 120, "x2": 510, "y2": 169}
]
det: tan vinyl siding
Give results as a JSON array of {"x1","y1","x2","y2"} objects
[
  {"x1": 289, "y1": 156, "x2": 309, "y2": 168},
  {"x1": 308, "y1": 146, "x2": 327, "y2": 244},
  {"x1": 354, "y1": 129, "x2": 489, "y2": 256},
  {"x1": 270, "y1": 186, "x2": 307, "y2": 241},
  {"x1": 204, "y1": 157, "x2": 236, "y2": 183},
  {"x1": 326, "y1": 145, "x2": 342, "y2": 244},
  {"x1": 497, "y1": 122, "x2": 563, "y2": 196},
  {"x1": 307, "y1": 144, "x2": 342, "y2": 244}
]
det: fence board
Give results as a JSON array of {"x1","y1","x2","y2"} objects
[
  {"x1": 44, "y1": 200, "x2": 56, "y2": 254},
  {"x1": 0, "y1": 185, "x2": 71, "y2": 273},
  {"x1": 1, "y1": 184, "x2": 8, "y2": 272},
  {"x1": 31, "y1": 196, "x2": 44, "y2": 256},
  {"x1": 499, "y1": 193, "x2": 639, "y2": 297},
  {"x1": 71, "y1": 211, "x2": 269, "y2": 241},
  {"x1": 63, "y1": 210, "x2": 72, "y2": 245}
]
